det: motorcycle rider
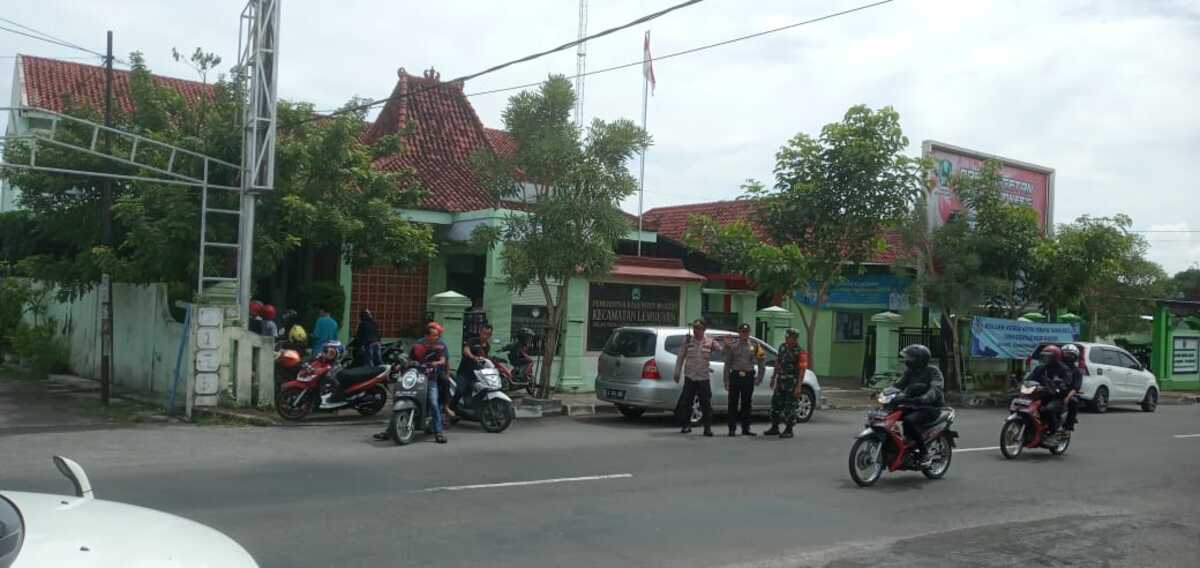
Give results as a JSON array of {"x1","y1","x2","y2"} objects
[
  {"x1": 455, "y1": 324, "x2": 494, "y2": 408},
  {"x1": 1029, "y1": 345, "x2": 1069, "y2": 435},
  {"x1": 1059, "y1": 344, "x2": 1083, "y2": 433},
  {"x1": 892, "y1": 344, "x2": 945, "y2": 467},
  {"x1": 503, "y1": 327, "x2": 535, "y2": 379},
  {"x1": 312, "y1": 340, "x2": 346, "y2": 403},
  {"x1": 372, "y1": 323, "x2": 449, "y2": 444}
]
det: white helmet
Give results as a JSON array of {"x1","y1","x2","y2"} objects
[{"x1": 1061, "y1": 344, "x2": 1081, "y2": 362}]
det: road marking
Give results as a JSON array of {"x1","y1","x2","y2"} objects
[
  {"x1": 419, "y1": 473, "x2": 633, "y2": 493},
  {"x1": 1173, "y1": 434, "x2": 1200, "y2": 439},
  {"x1": 956, "y1": 446, "x2": 1000, "y2": 453}
]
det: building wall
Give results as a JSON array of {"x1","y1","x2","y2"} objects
[
  {"x1": 30, "y1": 282, "x2": 187, "y2": 395},
  {"x1": 349, "y1": 263, "x2": 429, "y2": 339}
]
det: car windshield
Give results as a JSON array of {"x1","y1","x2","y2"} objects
[{"x1": 0, "y1": 495, "x2": 22, "y2": 568}]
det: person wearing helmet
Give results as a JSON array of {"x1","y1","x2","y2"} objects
[
  {"x1": 248, "y1": 300, "x2": 264, "y2": 334},
  {"x1": 764, "y1": 328, "x2": 807, "y2": 439},
  {"x1": 1029, "y1": 345, "x2": 1069, "y2": 435},
  {"x1": 313, "y1": 340, "x2": 347, "y2": 403},
  {"x1": 1059, "y1": 344, "x2": 1083, "y2": 433},
  {"x1": 411, "y1": 323, "x2": 450, "y2": 443},
  {"x1": 893, "y1": 344, "x2": 945, "y2": 467},
  {"x1": 260, "y1": 304, "x2": 279, "y2": 339}
]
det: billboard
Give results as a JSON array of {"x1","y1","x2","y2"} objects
[
  {"x1": 969, "y1": 317, "x2": 1076, "y2": 359},
  {"x1": 923, "y1": 141, "x2": 1055, "y2": 232}
]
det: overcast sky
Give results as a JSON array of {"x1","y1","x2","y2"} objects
[{"x1": 2, "y1": 0, "x2": 1197, "y2": 273}]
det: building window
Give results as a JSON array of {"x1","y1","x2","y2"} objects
[{"x1": 835, "y1": 312, "x2": 864, "y2": 341}]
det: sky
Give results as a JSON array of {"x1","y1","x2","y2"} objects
[{"x1": 1, "y1": 0, "x2": 1198, "y2": 274}]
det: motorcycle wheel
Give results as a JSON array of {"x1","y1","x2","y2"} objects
[
  {"x1": 1049, "y1": 433, "x2": 1071, "y2": 455},
  {"x1": 1000, "y1": 420, "x2": 1025, "y2": 460},
  {"x1": 276, "y1": 387, "x2": 314, "y2": 421},
  {"x1": 356, "y1": 385, "x2": 388, "y2": 417},
  {"x1": 848, "y1": 437, "x2": 885, "y2": 487},
  {"x1": 524, "y1": 379, "x2": 536, "y2": 398},
  {"x1": 389, "y1": 410, "x2": 415, "y2": 446},
  {"x1": 922, "y1": 435, "x2": 953, "y2": 480},
  {"x1": 481, "y1": 399, "x2": 514, "y2": 433}
]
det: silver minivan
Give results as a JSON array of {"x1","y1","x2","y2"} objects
[{"x1": 595, "y1": 326, "x2": 822, "y2": 424}]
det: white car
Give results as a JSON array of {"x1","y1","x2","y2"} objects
[
  {"x1": 0, "y1": 457, "x2": 258, "y2": 568},
  {"x1": 1030, "y1": 342, "x2": 1159, "y2": 413}
]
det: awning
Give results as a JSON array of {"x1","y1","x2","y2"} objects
[{"x1": 609, "y1": 256, "x2": 705, "y2": 282}]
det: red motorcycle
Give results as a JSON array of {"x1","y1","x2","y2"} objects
[
  {"x1": 849, "y1": 387, "x2": 958, "y2": 487},
  {"x1": 1000, "y1": 379, "x2": 1070, "y2": 459},
  {"x1": 275, "y1": 362, "x2": 391, "y2": 421}
]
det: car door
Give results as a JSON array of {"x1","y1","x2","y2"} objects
[
  {"x1": 1113, "y1": 349, "x2": 1147, "y2": 401},
  {"x1": 1092, "y1": 347, "x2": 1128, "y2": 400}
]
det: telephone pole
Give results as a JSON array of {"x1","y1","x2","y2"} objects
[{"x1": 100, "y1": 30, "x2": 114, "y2": 406}]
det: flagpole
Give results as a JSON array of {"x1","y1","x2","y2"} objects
[{"x1": 637, "y1": 33, "x2": 650, "y2": 257}]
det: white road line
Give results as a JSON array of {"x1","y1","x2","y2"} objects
[
  {"x1": 1173, "y1": 434, "x2": 1200, "y2": 439},
  {"x1": 419, "y1": 473, "x2": 633, "y2": 493},
  {"x1": 956, "y1": 446, "x2": 1000, "y2": 453}
]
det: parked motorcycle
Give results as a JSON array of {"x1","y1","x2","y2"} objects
[
  {"x1": 492, "y1": 354, "x2": 535, "y2": 396},
  {"x1": 1000, "y1": 379, "x2": 1070, "y2": 459},
  {"x1": 386, "y1": 362, "x2": 438, "y2": 446},
  {"x1": 848, "y1": 387, "x2": 958, "y2": 487},
  {"x1": 275, "y1": 362, "x2": 390, "y2": 421},
  {"x1": 449, "y1": 360, "x2": 515, "y2": 433}
]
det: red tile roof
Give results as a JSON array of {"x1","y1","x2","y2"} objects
[
  {"x1": 19, "y1": 54, "x2": 214, "y2": 115},
  {"x1": 483, "y1": 128, "x2": 517, "y2": 159},
  {"x1": 642, "y1": 199, "x2": 910, "y2": 264},
  {"x1": 610, "y1": 255, "x2": 705, "y2": 282},
  {"x1": 367, "y1": 69, "x2": 511, "y2": 213}
]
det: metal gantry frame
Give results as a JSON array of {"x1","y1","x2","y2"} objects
[{"x1": 232, "y1": 0, "x2": 280, "y2": 326}]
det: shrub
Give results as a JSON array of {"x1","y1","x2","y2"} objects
[
  {"x1": 0, "y1": 278, "x2": 31, "y2": 356},
  {"x1": 294, "y1": 281, "x2": 345, "y2": 329},
  {"x1": 11, "y1": 319, "x2": 71, "y2": 379}
]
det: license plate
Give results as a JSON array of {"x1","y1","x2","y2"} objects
[{"x1": 605, "y1": 389, "x2": 626, "y2": 400}]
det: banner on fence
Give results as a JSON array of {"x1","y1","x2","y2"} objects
[{"x1": 969, "y1": 317, "x2": 1075, "y2": 359}]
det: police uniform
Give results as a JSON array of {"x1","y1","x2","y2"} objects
[{"x1": 724, "y1": 325, "x2": 765, "y2": 436}]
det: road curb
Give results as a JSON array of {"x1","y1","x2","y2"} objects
[
  {"x1": 1159, "y1": 394, "x2": 1200, "y2": 406},
  {"x1": 191, "y1": 406, "x2": 282, "y2": 427}
]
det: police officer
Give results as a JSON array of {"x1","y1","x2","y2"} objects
[
  {"x1": 765, "y1": 328, "x2": 806, "y2": 439},
  {"x1": 673, "y1": 319, "x2": 722, "y2": 437},
  {"x1": 724, "y1": 323, "x2": 765, "y2": 437}
]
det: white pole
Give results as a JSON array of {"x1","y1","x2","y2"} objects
[{"x1": 636, "y1": 46, "x2": 649, "y2": 257}]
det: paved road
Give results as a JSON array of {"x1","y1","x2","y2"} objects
[{"x1": 2, "y1": 403, "x2": 1198, "y2": 567}]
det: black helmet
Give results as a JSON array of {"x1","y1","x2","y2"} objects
[
  {"x1": 785, "y1": 328, "x2": 800, "y2": 339},
  {"x1": 281, "y1": 309, "x2": 299, "y2": 326},
  {"x1": 900, "y1": 344, "x2": 932, "y2": 371}
]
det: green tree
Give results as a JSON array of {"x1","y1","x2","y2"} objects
[
  {"x1": 686, "y1": 106, "x2": 922, "y2": 368},
  {"x1": 0, "y1": 51, "x2": 435, "y2": 305},
  {"x1": 1171, "y1": 267, "x2": 1200, "y2": 300},
  {"x1": 1037, "y1": 215, "x2": 1168, "y2": 339},
  {"x1": 472, "y1": 76, "x2": 649, "y2": 397}
]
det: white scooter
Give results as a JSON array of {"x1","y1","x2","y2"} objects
[{"x1": 449, "y1": 359, "x2": 515, "y2": 433}]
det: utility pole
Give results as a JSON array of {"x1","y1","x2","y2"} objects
[{"x1": 99, "y1": 30, "x2": 114, "y2": 407}]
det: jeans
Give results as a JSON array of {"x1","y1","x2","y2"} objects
[
  {"x1": 676, "y1": 379, "x2": 713, "y2": 427},
  {"x1": 427, "y1": 377, "x2": 443, "y2": 434},
  {"x1": 727, "y1": 371, "x2": 755, "y2": 431},
  {"x1": 367, "y1": 342, "x2": 382, "y2": 366}
]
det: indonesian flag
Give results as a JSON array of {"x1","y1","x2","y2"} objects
[{"x1": 643, "y1": 30, "x2": 656, "y2": 96}]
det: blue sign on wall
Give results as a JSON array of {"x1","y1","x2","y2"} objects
[
  {"x1": 795, "y1": 274, "x2": 911, "y2": 309},
  {"x1": 970, "y1": 317, "x2": 1076, "y2": 359}
]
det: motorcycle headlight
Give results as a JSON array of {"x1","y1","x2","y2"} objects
[
  {"x1": 877, "y1": 392, "x2": 893, "y2": 405},
  {"x1": 401, "y1": 370, "x2": 420, "y2": 390},
  {"x1": 1020, "y1": 385, "x2": 1036, "y2": 395}
]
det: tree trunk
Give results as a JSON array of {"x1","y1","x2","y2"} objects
[
  {"x1": 534, "y1": 277, "x2": 564, "y2": 399},
  {"x1": 940, "y1": 310, "x2": 963, "y2": 393}
]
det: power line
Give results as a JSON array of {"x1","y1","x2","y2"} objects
[
  {"x1": 1130, "y1": 230, "x2": 1199, "y2": 233},
  {"x1": 288, "y1": 0, "x2": 708, "y2": 127},
  {"x1": 0, "y1": 18, "x2": 128, "y2": 65},
  {"x1": 466, "y1": 0, "x2": 895, "y2": 99}
]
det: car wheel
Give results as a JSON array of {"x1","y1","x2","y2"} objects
[
  {"x1": 1090, "y1": 386, "x2": 1109, "y2": 414},
  {"x1": 1141, "y1": 388, "x2": 1158, "y2": 412},
  {"x1": 616, "y1": 404, "x2": 646, "y2": 419},
  {"x1": 795, "y1": 387, "x2": 816, "y2": 424}
]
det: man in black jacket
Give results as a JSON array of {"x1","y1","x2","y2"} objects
[
  {"x1": 893, "y1": 344, "x2": 945, "y2": 467},
  {"x1": 349, "y1": 310, "x2": 382, "y2": 366},
  {"x1": 1029, "y1": 345, "x2": 1070, "y2": 434},
  {"x1": 1059, "y1": 344, "x2": 1084, "y2": 433}
]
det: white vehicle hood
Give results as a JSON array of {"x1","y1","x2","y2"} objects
[{"x1": 2, "y1": 491, "x2": 257, "y2": 568}]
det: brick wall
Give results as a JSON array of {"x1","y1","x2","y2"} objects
[{"x1": 350, "y1": 263, "x2": 428, "y2": 338}]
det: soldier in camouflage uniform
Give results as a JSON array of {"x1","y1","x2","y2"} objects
[{"x1": 765, "y1": 328, "x2": 806, "y2": 439}]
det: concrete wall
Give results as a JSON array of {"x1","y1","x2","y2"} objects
[{"x1": 35, "y1": 282, "x2": 187, "y2": 398}]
